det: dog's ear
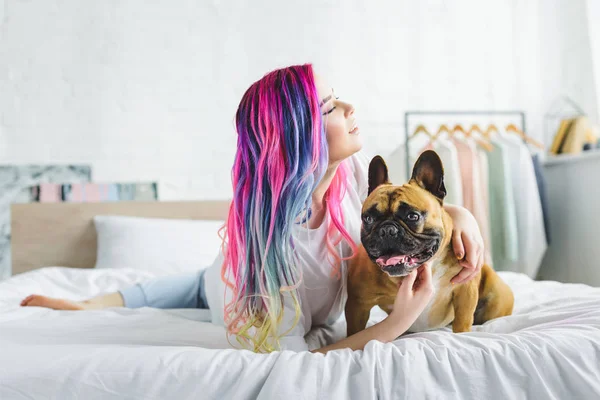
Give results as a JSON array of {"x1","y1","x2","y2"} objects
[
  {"x1": 368, "y1": 156, "x2": 391, "y2": 195},
  {"x1": 410, "y1": 150, "x2": 446, "y2": 202}
]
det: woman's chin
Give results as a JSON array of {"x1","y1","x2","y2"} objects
[
  {"x1": 329, "y1": 141, "x2": 363, "y2": 164},
  {"x1": 352, "y1": 139, "x2": 363, "y2": 154}
]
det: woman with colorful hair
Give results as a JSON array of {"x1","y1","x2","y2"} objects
[{"x1": 21, "y1": 64, "x2": 484, "y2": 354}]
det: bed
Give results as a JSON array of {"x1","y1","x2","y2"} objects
[{"x1": 1, "y1": 201, "x2": 600, "y2": 399}]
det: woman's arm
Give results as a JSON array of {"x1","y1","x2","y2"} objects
[
  {"x1": 312, "y1": 264, "x2": 434, "y2": 355},
  {"x1": 443, "y1": 203, "x2": 485, "y2": 284},
  {"x1": 311, "y1": 312, "x2": 411, "y2": 354}
]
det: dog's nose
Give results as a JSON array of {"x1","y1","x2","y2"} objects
[{"x1": 378, "y1": 225, "x2": 398, "y2": 238}]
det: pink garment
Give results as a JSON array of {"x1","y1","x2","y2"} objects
[
  {"x1": 449, "y1": 138, "x2": 491, "y2": 264},
  {"x1": 449, "y1": 138, "x2": 476, "y2": 209}
]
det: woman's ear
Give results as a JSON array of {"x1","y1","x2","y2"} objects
[{"x1": 368, "y1": 156, "x2": 391, "y2": 195}]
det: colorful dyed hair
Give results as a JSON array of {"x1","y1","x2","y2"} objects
[{"x1": 221, "y1": 64, "x2": 357, "y2": 353}]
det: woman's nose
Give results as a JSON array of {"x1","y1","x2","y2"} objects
[{"x1": 345, "y1": 103, "x2": 355, "y2": 118}]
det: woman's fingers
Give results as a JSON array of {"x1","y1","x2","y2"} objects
[
  {"x1": 451, "y1": 266, "x2": 472, "y2": 284},
  {"x1": 461, "y1": 232, "x2": 480, "y2": 270},
  {"x1": 401, "y1": 269, "x2": 418, "y2": 295},
  {"x1": 478, "y1": 250, "x2": 485, "y2": 271},
  {"x1": 452, "y1": 230, "x2": 465, "y2": 260},
  {"x1": 453, "y1": 250, "x2": 484, "y2": 284},
  {"x1": 418, "y1": 263, "x2": 432, "y2": 286},
  {"x1": 415, "y1": 263, "x2": 434, "y2": 297}
]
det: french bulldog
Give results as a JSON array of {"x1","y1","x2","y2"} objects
[{"x1": 345, "y1": 150, "x2": 514, "y2": 336}]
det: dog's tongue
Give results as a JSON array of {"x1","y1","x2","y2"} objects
[{"x1": 376, "y1": 255, "x2": 406, "y2": 267}]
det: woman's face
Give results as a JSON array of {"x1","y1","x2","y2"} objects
[{"x1": 315, "y1": 74, "x2": 362, "y2": 165}]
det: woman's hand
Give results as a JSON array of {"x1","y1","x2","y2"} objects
[
  {"x1": 312, "y1": 264, "x2": 434, "y2": 354},
  {"x1": 444, "y1": 204, "x2": 484, "y2": 284},
  {"x1": 387, "y1": 263, "x2": 435, "y2": 331}
]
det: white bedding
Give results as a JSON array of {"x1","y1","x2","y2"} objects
[{"x1": 1, "y1": 267, "x2": 600, "y2": 399}]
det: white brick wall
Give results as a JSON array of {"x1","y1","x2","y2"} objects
[
  {"x1": 0, "y1": 0, "x2": 597, "y2": 200},
  {"x1": 586, "y1": 0, "x2": 600, "y2": 120}
]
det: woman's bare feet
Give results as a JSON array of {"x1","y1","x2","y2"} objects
[{"x1": 20, "y1": 294, "x2": 85, "y2": 310}]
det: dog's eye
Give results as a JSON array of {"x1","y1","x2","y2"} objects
[
  {"x1": 364, "y1": 215, "x2": 374, "y2": 224},
  {"x1": 407, "y1": 212, "x2": 420, "y2": 222}
]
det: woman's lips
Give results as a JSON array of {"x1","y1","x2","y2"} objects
[{"x1": 349, "y1": 125, "x2": 359, "y2": 135}]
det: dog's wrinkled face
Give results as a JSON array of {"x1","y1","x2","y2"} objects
[{"x1": 362, "y1": 150, "x2": 448, "y2": 277}]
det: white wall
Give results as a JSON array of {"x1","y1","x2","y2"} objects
[
  {"x1": 539, "y1": 0, "x2": 599, "y2": 143},
  {"x1": 586, "y1": 0, "x2": 600, "y2": 121},
  {"x1": 0, "y1": 0, "x2": 597, "y2": 200}
]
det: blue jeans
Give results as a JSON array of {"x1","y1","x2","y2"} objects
[{"x1": 119, "y1": 270, "x2": 209, "y2": 309}]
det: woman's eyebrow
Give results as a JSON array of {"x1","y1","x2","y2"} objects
[{"x1": 319, "y1": 89, "x2": 335, "y2": 107}]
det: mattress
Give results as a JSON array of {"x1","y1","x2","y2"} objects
[{"x1": 1, "y1": 267, "x2": 599, "y2": 399}]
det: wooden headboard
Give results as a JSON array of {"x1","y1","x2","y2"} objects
[{"x1": 10, "y1": 200, "x2": 230, "y2": 275}]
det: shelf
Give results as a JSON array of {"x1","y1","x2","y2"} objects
[{"x1": 541, "y1": 150, "x2": 600, "y2": 167}]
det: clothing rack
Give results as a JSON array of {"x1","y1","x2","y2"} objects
[
  {"x1": 401, "y1": 110, "x2": 548, "y2": 279},
  {"x1": 403, "y1": 110, "x2": 527, "y2": 180}
]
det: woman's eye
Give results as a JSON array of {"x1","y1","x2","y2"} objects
[
  {"x1": 364, "y1": 215, "x2": 374, "y2": 224},
  {"x1": 407, "y1": 212, "x2": 420, "y2": 222},
  {"x1": 322, "y1": 106, "x2": 336, "y2": 116}
]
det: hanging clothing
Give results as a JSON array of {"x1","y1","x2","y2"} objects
[
  {"x1": 449, "y1": 137, "x2": 491, "y2": 264},
  {"x1": 449, "y1": 137, "x2": 477, "y2": 210},
  {"x1": 387, "y1": 139, "x2": 463, "y2": 208},
  {"x1": 476, "y1": 147, "x2": 493, "y2": 265},
  {"x1": 387, "y1": 142, "x2": 419, "y2": 185},
  {"x1": 424, "y1": 139, "x2": 463, "y2": 206},
  {"x1": 487, "y1": 137, "x2": 519, "y2": 270},
  {"x1": 498, "y1": 135, "x2": 547, "y2": 277}
]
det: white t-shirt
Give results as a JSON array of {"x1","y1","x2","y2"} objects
[{"x1": 203, "y1": 151, "x2": 370, "y2": 352}]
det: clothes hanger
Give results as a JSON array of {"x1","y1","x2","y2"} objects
[
  {"x1": 505, "y1": 124, "x2": 545, "y2": 150},
  {"x1": 484, "y1": 124, "x2": 500, "y2": 139},
  {"x1": 433, "y1": 124, "x2": 452, "y2": 141},
  {"x1": 467, "y1": 124, "x2": 493, "y2": 151},
  {"x1": 468, "y1": 124, "x2": 484, "y2": 136},
  {"x1": 409, "y1": 124, "x2": 435, "y2": 140},
  {"x1": 452, "y1": 124, "x2": 466, "y2": 137}
]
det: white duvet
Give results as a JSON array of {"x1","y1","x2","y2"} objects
[{"x1": 1, "y1": 267, "x2": 600, "y2": 399}]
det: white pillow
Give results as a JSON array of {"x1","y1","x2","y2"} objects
[{"x1": 93, "y1": 215, "x2": 225, "y2": 275}]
